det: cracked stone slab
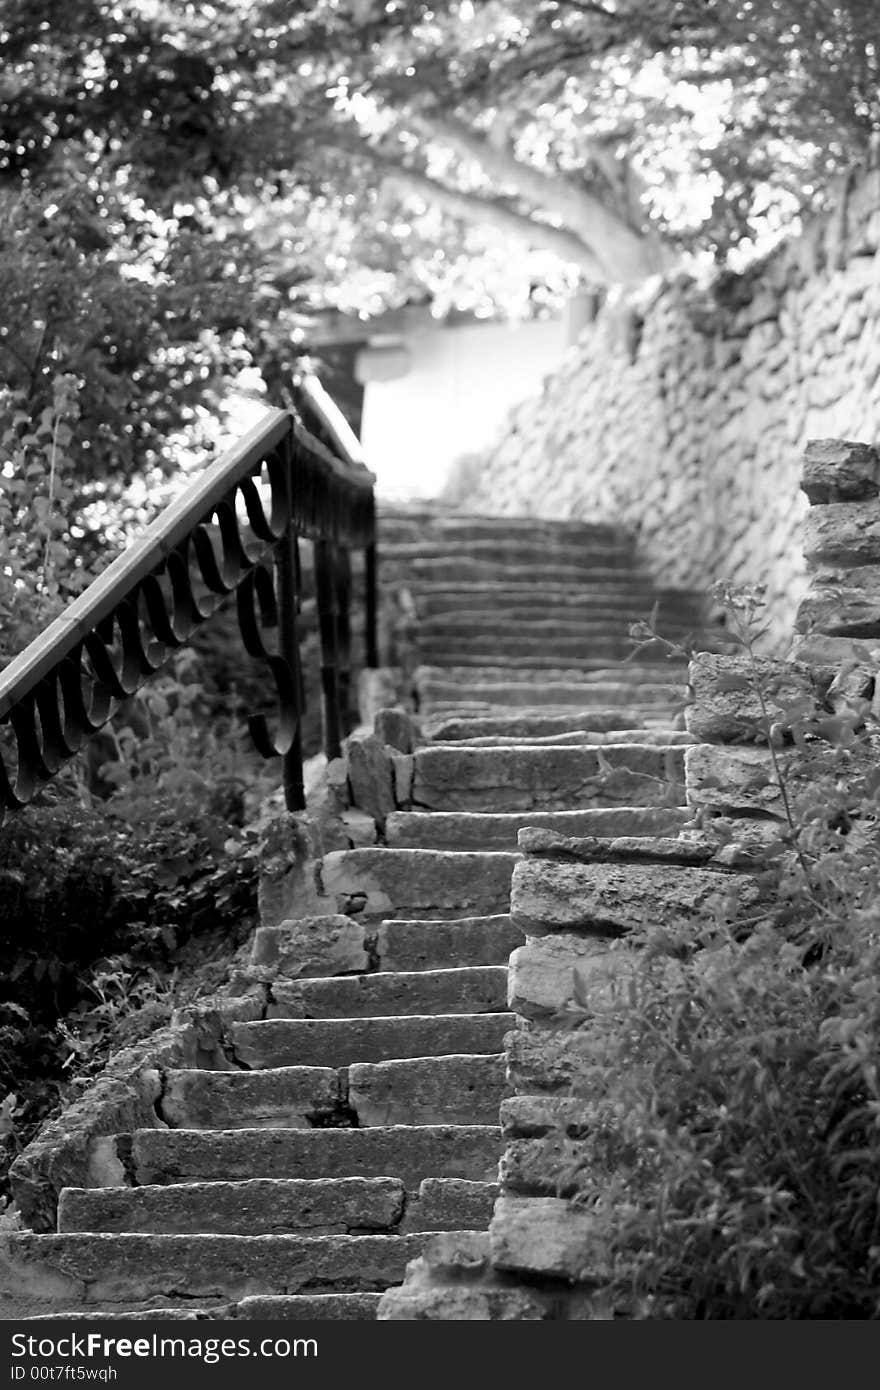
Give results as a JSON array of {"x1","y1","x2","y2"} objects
[
  {"x1": 131, "y1": 1125, "x2": 502, "y2": 1187},
  {"x1": 515, "y1": 828, "x2": 714, "y2": 864},
  {"x1": 320, "y1": 848, "x2": 519, "y2": 919},
  {"x1": 399, "y1": 1178, "x2": 499, "y2": 1234},
  {"x1": 510, "y1": 857, "x2": 768, "y2": 937},
  {"x1": 247, "y1": 915, "x2": 369, "y2": 980},
  {"x1": 229, "y1": 1014, "x2": 514, "y2": 1068},
  {"x1": 410, "y1": 745, "x2": 686, "y2": 813},
  {"x1": 0, "y1": 1232, "x2": 438, "y2": 1312},
  {"x1": 385, "y1": 806, "x2": 691, "y2": 851},
  {"x1": 348, "y1": 1054, "x2": 509, "y2": 1126},
  {"x1": 376, "y1": 915, "x2": 524, "y2": 972},
  {"x1": 158, "y1": 1067, "x2": 341, "y2": 1130},
  {"x1": 267, "y1": 966, "x2": 508, "y2": 1019},
  {"x1": 237, "y1": 1293, "x2": 383, "y2": 1320},
  {"x1": 58, "y1": 1178, "x2": 406, "y2": 1237}
]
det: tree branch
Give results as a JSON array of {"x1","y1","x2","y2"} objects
[{"x1": 407, "y1": 112, "x2": 671, "y2": 282}]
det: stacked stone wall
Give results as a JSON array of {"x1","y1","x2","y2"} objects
[{"x1": 444, "y1": 168, "x2": 880, "y2": 653}]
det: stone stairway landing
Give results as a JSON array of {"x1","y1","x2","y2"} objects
[{"x1": 1, "y1": 506, "x2": 703, "y2": 1320}]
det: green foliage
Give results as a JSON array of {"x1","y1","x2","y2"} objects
[
  {"x1": 0, "y1": 650, "x2": 270, "y2": 1201},
  {"x1": 566, "y1": 582, "x2": 880, "y2": 1317}
]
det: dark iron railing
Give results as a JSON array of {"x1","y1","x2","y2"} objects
[{"x1": 0, "y1": 375, "x2": 377, "y2": 824}]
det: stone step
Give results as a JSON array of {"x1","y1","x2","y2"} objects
[
  {"x1": 58, "y1": 1175, "x2": 499, "y2": 1238},
  {"x1": 155, "y1": 1050, "x2": 507, "y2": 1128},
  {"x1": 131, "y1": 1125, "x2": 502, "y2": 1187},
  {"x1": 414, "y1": 663, "x2": 687, "y2": 685},
  {"x1": 427, "y1": 728, "x2": 694, "y2": 747},
  {"x1": 408, "y1": 745, "x2": 686, "y2": 812},
  {"x1": 158, "y1": 1067, "x2": 341, "y2": 1130},
  {"x1": 267, "y1": 966, "x2": 508, "y2": 1019},
  {"x1": 415, "y1": 641, "x2": 651, "y2": 667},
  {"x1": 385, "y1": 806, "x2": 692, "y2": 851},
  {"x1": 376, "y1": 915, "x2": 524, "y2": 971},
  {"x1": 59, "y1": 1178, "x2": 408, "y2": 1236},
  {"x1": 381, "y1": 559, "x2": 637, "y2": 585},
  {"x1": 349, "y1": 1053, "x2": 509, "y2": 1125},
  {"x1": 402, "y1": 581, "x2": 698, "y2": 608},
  {"x1": 416, "y1": 617, "x2": 695, "y2": 640},
  {"x1": 377, "y1": 514, "x2": 629, "y2": 546},
  {"x1": 320, "y1": 847, "x2": 519, "y2": 920},
  {"x1": 0, "y1": 1231, "x2": 444, "y2": 1311},
  {"x1": 379, "y1": 541, "x2": 633, "y2": 569},
  {"x1": 229, "y1": 1013, "x2": 516, "y2": 1068},
  {"x1": 418, "y1": 710, "x2": 667, "y2": 740},
  {"x1": 417, "y1": 679, "x2": 684, "y2": 710},
  {"x1": 236, "y1": 1292, "x2": 383, "y2": 1320}
]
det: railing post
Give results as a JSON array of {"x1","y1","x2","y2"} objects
[
  {"x1": 314, "y1": 538, "x2": 342, "y2": 761},
  {"x1": 365, "y1": 539, "x2": 379, "y2": 669},
  {"x1": 334, "y1": 544, "x2": 357, "y2": 737},
  {"x1": 274, "y1": 522, "x2": 305, "y2": 812}
]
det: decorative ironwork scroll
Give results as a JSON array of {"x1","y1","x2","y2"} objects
[{"x1": 0, "y1": 381, "x2": 377, "y2": 826}]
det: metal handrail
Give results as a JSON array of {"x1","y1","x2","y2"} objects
[{"x1": 0, "y1": 376, "x2": 378, "y2": 822}]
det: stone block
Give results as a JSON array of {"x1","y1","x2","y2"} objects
[
  {"x1": 248, "y1": 915, "x2": 369, "y2": 979},
  {"x1": 803, "y1": 500, "x2": 880, "y2": 567},
  {"x1": 795, "y1": 564, "x2": 880, "y2": 638},
  {"x1": 685, "y1": 652, "x2": 817, "y2": 743},
  {"x1": 801, "y1": 439, "x2": 880, "y2": 504},
  {"x1": 510, "y1": 856, "x2": 768, "y2": 937},
  {"x1": 256, "y1": 812, "x2": 326, "y2": 928},
  {"x1": 345, "y1": 734, "x2": 395, "y2": 828},
  {"x1": 373, "y1": 707, "x2": 419, "y2": 753},
  {"x1": 490, "y1": 1196, "x2": 609, "y2": 1282},
  {"x1": 508, "y1": 936, "x2": 615, "y2": 1020},
  {"x1": 391, "y1": 752, "x2": 414, "y2": 805}
]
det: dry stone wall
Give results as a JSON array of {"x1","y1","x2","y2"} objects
[{"x1": 444, "y1": 168, "x2": 880, "y2": 653}]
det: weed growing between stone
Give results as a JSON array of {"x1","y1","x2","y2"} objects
[{"x1": 552, "y1": 583, "x2": 880, "y2": 1317}]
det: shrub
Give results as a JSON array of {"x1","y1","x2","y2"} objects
[{"x1": 551, "y1": 582, "x2": 880, "y2": 1317}]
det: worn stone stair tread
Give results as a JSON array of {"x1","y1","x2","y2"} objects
[
  {"x1": 384, "y1": 806, "x2": 692, "y2": 850},
  {"x1": 58, "y1": 1177, "x2": 407, "y2": 1236},
  {"x1": 235, "y1": 1292, "x2": 384, "y2": 1319},
  {"x1": 418, "y1": 702, "x2": 682, "y2": 723},
  {"x1": 415, "y1": 649, "x2": 664, "y2": 670},
  {"x1": 348, "y1": 1053, "x2": 509, "y2": 1125},
  {"x1": 377, "y1": 511, "x2": 627, "y2": 541},
  {"x1": 416, "y1": 681, "x2": 686, "y2": 710},
  {"x1": 320, "y1": 846, "x2": 519, "y2": 920},
  {"x1": 58, "y1": 1176, "x2": 500, "y2": 1239},
  {"x1": 424, "y1": 728, "x2": 694, "y2": 748},
  {"x1": 0, "y1": 1231, "x2": 446, "y2": 1309},
  {"x1": 157, "y1": 1067, "x2": 341, "y2": 1131},
  {"x1": 267, "y1": 965, "x2": 508, "y2": 1019},
  {"x1": 409, "y1": 743, "x2": 686, "y2": 812},
  {"x1": 131, "y1": 1125, "x2": 503, "y2": 1187},
  {"x1": 414, "y1": 662, "x2": 687, "y2": 683},
  {"x1": 376, "y1": 915, "x2": 524, "y2": 971},
  {"x1": 379, "y1": 541, "x2": 633, "y2": 567},
  {"x1": 229, "y1": 1013, "x2": 516, "y2": 1068},
  {"x1": 381, "y1": 560, "x2": 637, "y2": 584},
  {"x1": 418, "y1": 709, "x2": 661, "y2": 739}
]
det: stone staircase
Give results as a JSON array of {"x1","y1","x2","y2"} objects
[{"x1": 0, "y1": 508, "x2": 703, "y2": 1320}]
